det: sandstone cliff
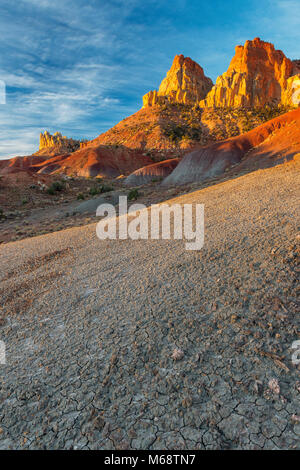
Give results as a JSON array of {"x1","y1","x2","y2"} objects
[
  {"x1": 200, "y1": 38, "x2": 294, "y2": 107},
  {"x1": 282, "y1": 74, "x2": 300, "y2": 106},
  {"x1": 143, "y1": 54, "x2": 213, "y2": 107},
  {"x1": 39, "y1": 131, "x2": 83, "y2": 154}
]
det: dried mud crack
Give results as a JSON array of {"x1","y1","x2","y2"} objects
[{"x1": 0, "y1": 162, "x2": 299, "y2": 450}]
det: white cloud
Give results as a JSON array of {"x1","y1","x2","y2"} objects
[{"x1": 0, "y1": 0, "x2": 299, "y2": 158}]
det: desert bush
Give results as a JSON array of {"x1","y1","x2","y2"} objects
[
  {"x1": 89, "y1": 186, "x2": 101, "y2": 196},
  {"x1": 88, "y1": 184, "x2": 114, "y2": 196},
  {"x1": 100, "y1": 184, "x2": 113, "y2": 193},
  {"x1": 128, "y1": 189, "x2": 139, "y2": 201},
  {"x1": 46, "y1": 180, "x2": 65, "y2": 195}
]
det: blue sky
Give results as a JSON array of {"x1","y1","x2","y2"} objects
[{"x1": 0, "y1": 0, "x2": 299, "y2": 158}]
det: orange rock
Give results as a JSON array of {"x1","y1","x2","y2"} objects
[
  {"x1": 200, "y1": 38, "x2": 294, "y2": 107},
  {"x1": 282, "y1": 74, "x2": 300, "y2": 106},
  {"x1": 39, "y1": 131, "x2": 82, "y2": 154},
  {"x1": 143, "y1": 54, "x2": 213, "y2": 107}
]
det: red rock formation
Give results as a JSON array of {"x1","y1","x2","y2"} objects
[
  {"x1": 125, "y1": 158, "x2": 180, "y2": 185},
  {"x1": 38, "y1": 131, "x2": 83, "y2": 155},
  {"x1": 282, "y1": 74, "x2": 300, "y2": 106},
  {"x1": 31, "y1": 145, "x2": 153, "y2": 178},
  {"x1": 292, "y1": 60, "x2": 300, "y2": 74},
  {"x1": 143, "y1": 55, "x2": 213, "y2": 107},
  {"x1": 0, "y1": 145, "x2": 154, "y2": 178},
  {"x1": 200, "y1": 38, "x2": 294, "y2": 107},
  {"x1": 0, "y1": 154, "x2": 50, "y2": 174},
  {"x1": 163, "y1": 107, "x2": 300, "y2": 185}
]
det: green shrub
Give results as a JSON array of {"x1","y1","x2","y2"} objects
[
  {"x1": 163, "y1": 123, "x2": 202, "y2": 144},
  {"x1": 77, "y1": 193, "x2": 85, "y2": 200},
  {"x1": 89, "y1": 184, "x2": 113, "y2": 195},
  {"x1": 89, "y1": 186, "x2": 101, "y2": 196},
  {"x1": 46, "y1": 180, "x2": 65, "y2": 195},
  {"x1": 128, "y1": 189, "x2": 139, "y2": 201},
  {"x1": 46, "y1": 186, "x2": 56, "y2": 195},
  {"x1": 100, "y1": 184, "x2": 113, "y2": 193}
]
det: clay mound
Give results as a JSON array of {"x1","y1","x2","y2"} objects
[
  {"x1": 163, "y1": 107, "x2": 300, "y2": 185},
  {"x1": 31, "y1": 144, "x2": 153, "y2": 178},
  {"x1": 125, "y1": 158, "x2": 180, "y2": 186},
  {"x1": 0, "y1": 155, "x2": 50, "y2": 175},
  {"x1": 34, "y1": 146, "x2": 72, "y2": 157}
]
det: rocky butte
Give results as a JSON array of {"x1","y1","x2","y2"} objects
[
  {"x1": 143, "y1": 54, "x2": 213, "y2": 107},
  {"x1": 200, "y1": 37, "x2": 298, "y2": 107},
  {"x1": 39, "y1": 131, "x2": 83, "y2": 154}
]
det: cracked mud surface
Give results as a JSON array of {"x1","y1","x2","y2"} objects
[{"x1": 0, "y1": 162, "x2": 299, "y2": 449}]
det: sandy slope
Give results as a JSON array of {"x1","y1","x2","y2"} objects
[{"x1": 0, "y1": 161, "x2": 299, "y2": 450}]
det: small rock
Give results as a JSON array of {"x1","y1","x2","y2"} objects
[
  {"x1": 291, "y1": 414, "x2": 300, "y2": 423},
  {"x1": 254, "y1": 380, "x2": 263, "y2": 395},
  {"x1": 172, "y1": 348, "x2": 184, "y2": 361},
  {"x1": 268, "y1": 378, "x2": 280, "y2": 395}
]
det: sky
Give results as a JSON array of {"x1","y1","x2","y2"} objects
[{"x1": 0, "y1": 0, "x2": 299, "y2": 158}]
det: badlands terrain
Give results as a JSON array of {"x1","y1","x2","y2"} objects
[
  {"x1": 0, "y1": 37, "x2": 299, "y2": 449},
  {"x1": 0, "y1": 161, "x2": 299, "y2": 450}
]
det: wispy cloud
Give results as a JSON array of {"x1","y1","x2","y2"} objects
[{"x1": 0, "y1": 0, "x2": 299, "y2": 158}]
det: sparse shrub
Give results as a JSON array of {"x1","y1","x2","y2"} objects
[
  {"x1": 100, "y1": 184, "x2": 113, "y2": 193},
  {"x1": 88, "y1": 184, "x2": 114, "y2": 196},
  {"x1": 163, "y1": 125, "x2": 186, "y2": 144},
  {"x1": 77, "y1": 193, "x2": 85, "y2": 200},
  {"x1": 46, "y1": 186, "x2": 56, "y2": 195},
  {"x1": 151, "y1": 177, "x2": 163, "y2": 183},
  {"x1": 89, "y1": 186, "x2": 101, "y2": 196},
  {"x1": 46, "y1": 180, "x2": 65, "y2": 195},
  {"x1": 0, "y1": 208, "x2": 5, "y2": 220},
  {"x1": 52, "y1": 181, "x2": 65, "y2": 191},
  {"x1": 128, "y1": 188, "x2": 139, "y2": 201}
]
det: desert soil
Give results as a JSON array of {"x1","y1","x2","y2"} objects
[{"x1": 0, "y1": 161, "x2": 299, "y2": 449}]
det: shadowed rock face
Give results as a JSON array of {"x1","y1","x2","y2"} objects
[
  {"x1": 143, "y1": 55, "x2": 213, "y2": 106},
  {"x1": 200, "y1": 38, "x2": 295, "y2": 107},
  {"x1": 162, "y1": 107, "x2": 300, "y2": 185},
  {"x1": 125, "y1": 158, "x2": 180, "y2": 186},
  {"x1": 292, "y1": 60, "x2": 300, "y2": 74}
]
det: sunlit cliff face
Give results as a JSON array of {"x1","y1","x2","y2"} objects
[
  {"x1": 200, "y1": 37, "x2": 297, "y2": 107},
  {"x1": 143, "y1": 54, "x2": 213, "y2": 107}
]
